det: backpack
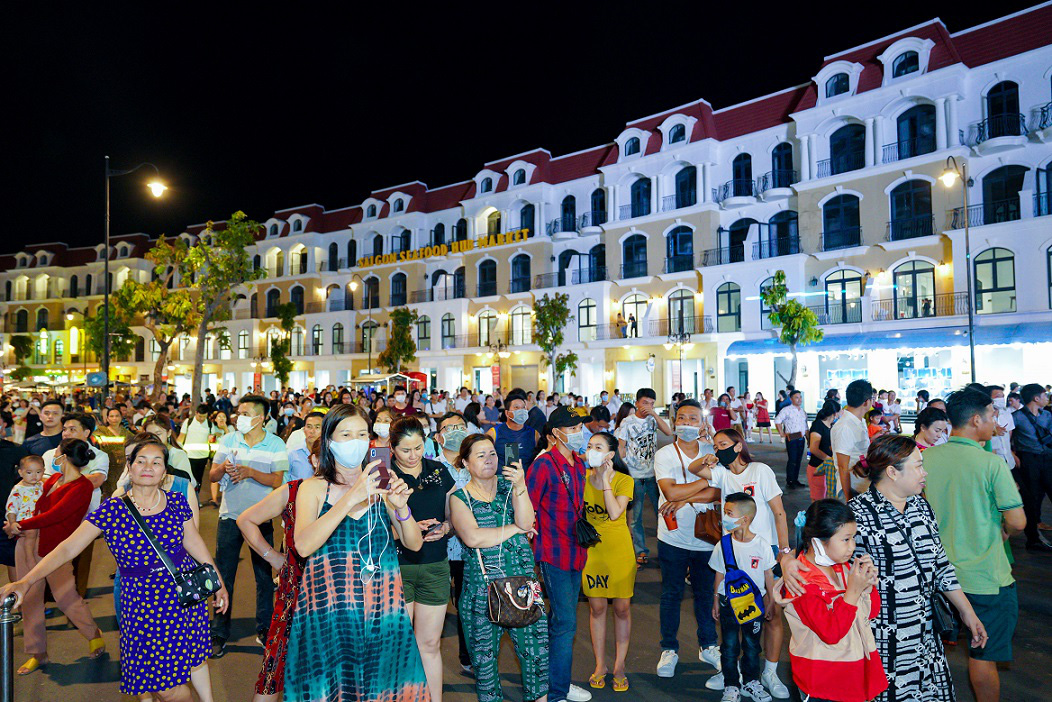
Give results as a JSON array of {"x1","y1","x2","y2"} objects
[{"x1": 721, "y1": 534, "x2": 765, "y2": 624}]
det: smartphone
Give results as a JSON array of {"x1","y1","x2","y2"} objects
[
  {"x1": 424, "y1": 522, "x2": 445, "y2": 537},
  {"x1": 369, "y1": 446, "x2": 392, "y2": 490},
  {"x1": 504, "y1": 443, "x2": 519, "y2": 467}
]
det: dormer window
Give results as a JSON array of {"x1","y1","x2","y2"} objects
[
  {"x1": 292, "y1": 220, "x2": 303, "y2": 232},
  {"x1": 367, "y1": 204, "x2": 377, "y2": 218},
  {"x1": 268, "y1": 223, "x2": 278, "y2": 237},
  {"x1": 513, "y1": 169, "x2": 526, "y2": 186},
  {"x1": 624, "y1": 137, "x2": 641, "y2": 156},
  {"x1": 669, "y1": 124, "x2": 686, "y2": 144},
  {"x1": 481, "y1": 177, "x2": 493, "y2": 193},
  {"x1": 393, "y1": 198, "x2": 404, "y2": 213},
  {"x1": 117, "y1": 244, "x2": 129, "y2": 258},
  {"x1": 825, "y1": 73, "x2": 849, "y2": 98},
  {"x1": 892, "y1": 51, "x2": 919, "y2": 78}
]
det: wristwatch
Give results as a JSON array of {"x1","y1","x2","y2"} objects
[{"x1": 779, "y1": 547, "x2": 793, "y2": 555}]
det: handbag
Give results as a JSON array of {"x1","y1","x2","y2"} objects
[
  {"x1": 556, "y1": 458, "x2": 601, "y2": 548},
  {"x1": 122, "y1": 496, "x2": 222, "y2": 609},
  {"x1": 675, "y1": 444, "x2": 722, "y2": 545}
]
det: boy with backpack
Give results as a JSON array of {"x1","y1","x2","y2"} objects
[{"x1": 710, "y1": 492, "x2": 776, "y2": 702}]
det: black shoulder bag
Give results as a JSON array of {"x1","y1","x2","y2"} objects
[
  {"x1": 122, "y1": 495, "x2": 222, "y2": 609},
  {"x1": 557, "y1": 461, "x2": 600, "y2": 548},
  {"x1": 890, "y1": 501, "x2": 959, "y2": 642}
]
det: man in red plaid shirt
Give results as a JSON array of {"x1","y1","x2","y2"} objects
[{"x1": 526, "y1": 406, "x2": 593, "y2": 702}]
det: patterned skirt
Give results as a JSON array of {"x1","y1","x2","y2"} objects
[{"x1": 255, "y1": 551, "x2": 306, "y2": 694}]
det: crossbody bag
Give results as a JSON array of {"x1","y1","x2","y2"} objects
[
  {"x1": 555, "y1": 456, "x2": 601, "y2": 548},
  {"x1": 674, "y1": 444, "x2": 722, "y2": 544}
]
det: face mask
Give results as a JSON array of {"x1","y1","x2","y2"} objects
[
  {"x1": 395, "y1": 394, "x2": 406, "y2": 403},
  {"x1": 675, "y1": 425, "x2": 701, "y2": 442},
  {"x1": 329, "y1": 438, "x2": 369, "y2": 469},
  {"x1": 511, "y1": 409, "x2": 529, "y2": 425},
  {"x1": 373, "y1": 422, "x2": 390, "y2": 438},
  {"x1": 236, "y1": 415, "x2": 256, "y2": 434},
  {"x1": 714, "y1": 446, "x2": 739, "y2": 467},
  {"x1": 560, "y1": 429, "x2": 586, "y2": 452},
  {"x1": 720, "y1": 401, "x2": 728, "y2": 408},
  {"x1": 811, "y1": 537, "x2": 836, "y2": 566},
  {"x1": 52, "y1": 460, "x2": 62, "y2": 471},
  {"x1": 561, "y1": 396, "x2": 572, "y2": 406},
  {"x1": 442, "y1": 427, "x2": 467, "y2": 451},
  {"x1": 586, "y1": 449, "x2": 607, "y2": 468},
  {"x1": 722, "y1": 515, "x2": 741, "y2": 532},
  {"x1": 992, "y1": 397, "x2": 1006, "y2": 410},
  {"x1": 601, "y1": 393, "x2": 608, "y2": 401},
  {"x1": 576, "y1": 400, "x2": 584, "y2": 407},
  {"x1": 284, "y1": 407, "x2": 295, "y2": 417},
  {"x1": 30, "y1": 401, "x2": 40, "y2": 408}
]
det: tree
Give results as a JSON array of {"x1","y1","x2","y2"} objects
[
  {"x1": 533, "y1": 293, "x2": 578, "y2": 391},
  {"x1": 9, "y1": 366, "x2": 34, "y2": 382},
  {"x1": 181, "y1": 212, "x2": 266, "y2": 403},
  {"x1": 10, "y1": 335, "x2": 34, "y2": 365},
  {"x1": 377, "y1": 307, "x2": 418, "y2": 373},
  {"x1": 760, "y1": 270, "x2": 824, "y2": 387},
  {"x1": 269, "y1": 303, "x2": 297, "y2": 389},
  {"x1": 83, "y1": 303, "x2": 135, "y2": 361}
]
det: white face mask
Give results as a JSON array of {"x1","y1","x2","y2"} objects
[
  {"x1": 395, "y1": 394, "x2": 406, "y2": 403},
  {"x1": 374, "y1": 422, "x2": 390, "y2": 438},
  {"x1": 811, "y1": 537, "x2": 836, "y2": 566},
  {"x1": 236, "y1": 415, "x2": 256, "y2": 434},
  {"x1": 586, "y1": 449, "x2": 607, "y2": 469},
  {"x1": 992, "y1": 397, "x2": 1006, "y2": 410}
]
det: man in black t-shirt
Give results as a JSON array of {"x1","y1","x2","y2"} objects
[{"x1": 23, "y1": 399, "x2": 64, "y2": 456}]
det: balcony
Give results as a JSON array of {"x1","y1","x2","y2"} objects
[
  {"x1": 713, "y1": 179, "x2": 757, "y2": 207},
  {"x1": 534, "y1": 273, "x2": 559, "y2": 290},
  {"x1": 822, "y1": 227, "x2": 862, "y2": 251},
  {"x1": 578, "y1": 211, "x2": 607, "y2": 229},
  {"x1": 1035, "y1": 102, "x2": 1052, "y2": 142},
  {"x1": 974, "y1": 114, "x2": 1028, "y2": 154},
  {"x1": 807, "y1": 302, "x2": 863, "y2": 325},
  {"x1": 947, "y1": 198, "x2": 1021, "y2": 229},
  {"x1": 699, "y1": 246, "x2": 744, "y2": 266},
  {"x1": 304, "y1": 299, "x2": 354, "y2": 314},
  {"x1": 661, "y1": 193, "x2": 697, "y2": 212},
  {"x1": 663, "y1": 254, "x2": 696, "y2": 274},
  {"x1": 871, "y1": 291, "x2": 969, "y2": 321},
  {"x1": 389, "y1": 294, "x2": 407, "y2": 307},
  {"x1": 508, "y1": 278, "x2": 531, "y2": 294},
  {"x1": 571, "y1": 267, "x2": 607, "y2": 284},
  {"x1": 881, "y1": 136, "x2": 936, "y2": 164},
  {"x1": 410, "y1": 286, "x2": 466, "y2": 303},
  {"x1": 1037, "y1": 192, "x2": 1051, "y2": 217},
  {"x1": 591, "y1": 323, "x2": 628, "y2": 341},
  {"x1": 618, "y1": 202, "x2": 651, "y2": 221},
  {"x1": 756, "y1": 170, "x2": 797, "y2": 199},
  {"x1": 649, "y1": 315, "x2": 713, "y2": 336},
  {"x1": 546, "y1": 216, "x2": 579, "y2": 238},
  {"x1": 620, "y1": 261, "x2": 649, "y2": 279},
  {"x1": 816, "y1": 150, "x2": 865, "y2": 179},
  {"x1": 886, "y1": 214, "x2": 935, "y2": 242},
  {"x1": 476, "y1": 281, "x2": 498, "y2": 297},
  {"x1": 753, "y1": 234, "x2": 801, "y2": 259},
  {"x1": 320, "y1": 258, "x2": 347, "y2": 272}
]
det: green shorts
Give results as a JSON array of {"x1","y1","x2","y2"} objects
[
  {"x1": 401, "y1": 559, "x2": 451, "y2": 606},
  {"x1": 965, "y1": 583, "x2": 1017, "y2": 662}
]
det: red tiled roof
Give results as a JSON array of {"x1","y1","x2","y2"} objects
[
  {"x1": 547, "y1": 145, "x2": 617, "y2": 184},
  {"x1": 714, "y1": 86, "x2": 811, "y2": 140},
  {"x1": 953, "y1": 3, "x2": 1052, "y2": 67}
]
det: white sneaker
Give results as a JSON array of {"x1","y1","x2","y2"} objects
[
  {"x1": 566, "y1": 683, "x2": 592, "y2": 701},
  {"x1": 706, "y1": 671, "x2": 725, "y2": 691},
  {"x1": 656, "y1": 649, "x2": 679, "y2": 678},
  {"x1": 742, "y1": 680, "x2": 772, "y2": 701},
  {"x1": 700, "y1": 644, "x2": 721, "y2": 670},
  {"x1": 761, "y1": 668, "x2": 790, "y2": 699},
  {"x1": 721, "y1": 686, "x2": 741, "y2": 702}
]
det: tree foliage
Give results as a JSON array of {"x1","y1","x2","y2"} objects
[
  {"x1": 9, "y1": 366, "x2": 34, "y2": 382},
  {"x1": 760, "y1": 270, "x2": 824, "y2": 387},
  {"x1": 269, "y1": 303, "x2": 297, "y2": 388},
  {"x1": 377, "y1": 307, "x2": 418, "y2": 373},
  {"x1": 9, "y1": 335, "x2": 34, "y2": 365},
  {"x1": 83, "y1": 303, "x2": 135, "y2": 361},
  {"x1": 533, "y1": 293, "x2": 578, "y2": 389}
]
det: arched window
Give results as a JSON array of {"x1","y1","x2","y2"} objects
[
  {"x1": 416, "y1": 316, "x2": 430, "y2": 351},
  {"x1": 731, "y1": 154, "x2": 753, "y2": 197},
  {"x1": 391, "y1": 272, "x2": 407, "y2": 306},
  {"x1": 622, "y1": 294, "x2": 647, "y2": 337},
  {"x1": 560, "y1": 195, "x2": 576, "y2": 232},
  {"x1": 590, "y1": 188, "x2": 607, "y2": 226},
  {"x1": 722, "y1": 218, "x2": 755, "y2": 264},
  {"x1": 829, "y1": 124, "x2": 865, "y2": 175},
  {"x1": 892, "y1": 261, "x2": 936, "y2": 319},
  {"x1": 34, "y1": 332, "x2": 49, "y2": 364},
  {"x1": 238, "y1": 330, "x2": 249, "y2": 359},
  {"x1": 36, "y1": 308, "x2": 48, "y2": 331},
  {"x1": 135, "y1": 336, "x2": 145, "y2": 362},
  {"x1": 361, "y1": 321, "x2": 378, "y2": 354},
  {"x1": 441, "y1": 313, "x2": 456, "y2": 349},
  {"x1": 364, "y1": 277, "x2": 380, "y2": 309},
  {"x1": 510, "y1": 307, "x2": 532, "y2": 345},
  {"x1": 759, "y1": 277, "x2": 775, "y2": 329},
  {"x1": 453, "y1": 267, "x2": 465, "y2": 298},
  {"x1": 892, "y1": 51, "x2": 919, "y2": 77},
  {"x1": 557, "y1": 249, "x2": 578, "y2": 287},
  {"x1": 203, "y1": 334, "x2": 215, "y2": 361},
  {"x1": 771, "y1": 142, "x2": 794, "y2": 187},
  {"x1": 765, "y1": 211, "x2": 800, "y2": 257},
  {"x1": 290, "y1": 286, "x2": 304, "y2": 315},
  {"x1": 311, "y1": 324, "x2": 323, "y2": 354},
  {"x1": 477, "y1": 260, "x2": 497, "y2": 297},
  {"x1": 250, "y1": 292, "x2": 259, "y2": 318},
  {"x1": 454, "y1": 218, "x2": 468, "y2": 241},
  {"x1": 14, "y1": 309, "x2": 27, "y2": 333},
  {"x1": 487, "y1": 211, "x2": 501, "y2": 236},
  {"x1": 519, "y1": 204, "x2": 535, "y2": 235},
  {"x1": 432, "y1": 223, "x2": 445, "y2": 246},
  {"x1": 266, "y1": 289, "x2": 280, "y2": 317},
  {"x1": 332, "y1": 322, "x2": 345, "y2": 353},
  {"x1": 480, "y1": 177, "x2": 493, "y2": 193},
  {"x1": 372, "y1": 234, "x2": 384, "y2": 257},
  {"x1": 253, "y1": 254, "x2": 262, "y2": 271},
  {"x1": 584, "y1": 244, "x2": 607, "y2": 284},
  {"x1": 825, "y1": 73, "x2": 849, "y2": 97},
  {"x1": 347, "y1": 240, "x2": 357, "y2": 267},
  {"x1": 630, "y1": 178, "x2": 651, "y2": 218},
  {"x1": 69, "y1": 275, "x2": 79, "y2": 299},
  {"x1": 622, "y1": 234, "x2": 648, "y2": 278},
  {"x1": 624, "y1": 137, "x2": 640, "y2": 156},
  {"x1": 824, "y1": 270, "x2": 863, "y2": 323},
  {"x1": 716, "y1": 283, "x2": 741, "y2": 332},
  {"x1": 366, "y1": 204, "x2": 377, "y2": 218},
  {"x1": 822, "y1": 194, "x2": 861, "y2": 250},
  {"x1": 985, "y1": 81, "x2": 1021, "y2": 139},
  {"x1": 292, "y1": 219, "x2": 303, "y2": 232},
  {"x1": 895, "y1": 105, "x2": 936, "y2": 160},
  {"x1": 982, "y1": 165, "x2": 1027, "y2": 224},
  {"x1": 392, "y1": 198, "x2": 404, "y2": 213},
  {"x1": 665, "y1": 226, "x2": 694, "y2": 273},
  {"x1": 974, "y1": 248, "x2": 1016, "y2": 314},
  {"x1": 889, "y1": 180, "x2": 933, "y2": 240},
  {"x1": 54, "y1": 338, "x2": 64, "y2": 362},
  {"x1": 510, "y1": 254, "x2": 531, "y2": 293},
  {"x1": 274, "y1": 251, "x2": 285, "y2": 277},
  {"x1": 392, "y1": 229, "x2": 411, "y2": 253},
  {"x1": 512, "y1": 169, "x2": 526, "y2": 186},
  {"x1": 268, "y1": 223, "x2": 278, "y2": 237},
  {"x1": 328, "y1": 242, "x2": 339, "y2": 271},
  {"x1": 668, "y1": 289, "x2": 695, "y2": 334},
  {"x1": 674, "y1": 166, "x2": 697, "y2": 208},
  {"x1": 578, "y1": 298, "x2": 597, "y2": 342},
  {"x1": 84, "y1": 274, "x2": 93, "y2": 295},
  {"x1": 669, "y1": 124, "x2": 686, "y2": 144}
]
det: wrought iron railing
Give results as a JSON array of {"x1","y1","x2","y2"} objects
[
  {"x1": 1039, "y1": 101, "x2": 1052, "y2": 130},
  {"x1": 816, "y1": 150, "x2": 865, "y2": 178},
  {"x1": 947, "y1": 198, "x2": 1021, "y2": 228},
  {"x1": 886, "y1": 214, "x2": 935, "y2": 241},
  {"x1": 754, "y1": 235, "x2": 801, "y2": 259},
  {"x1": 620, "y1": 261, "x2": 649, "y2": 279},
  {"x1": 807, "y1": 302, "x2": 863, "y2": 325},
  {"x1": 648, "y1": 315, "x2": 713, "y2": 336},
  {"x1": 699, "y1": 246, "x2": 744, "y2": 266},
  {"x1": 976, "y1": 113, "x2": 1028, "y2": 143},
  {"x1": 713, "y1": 179, "x2": 756, "y2": 202},
  {"x1": 663, "y1": 254, "x2": 696, "y2": 274},
  {"x1": 534, "y1": 273, "x2": 560, "y2": 289},
  {"x1": 756, "y1": 170, "x2": 797, "y2": 192},
  {"x1": 871, "y1": 291, "x2": 969, "y2": 321},
  {"x1": 881, "y1": 135, "x2": 936, "y2": 163},
  {"x1": 508, "y1": 278, "x2": 531, "y2": 294},
  {"x1": 546, "y1": 216, "x2": 578, "y2": 235},
  {"x1": 618, "y1": 202, "x2": 651, "y2": 220},
  {"x1": 1036, "y1": 192, "x2": 1051, "y2": 217},
  {"x1": 579, "y1": 211, "x2": 607, "y2": 227},
  {"x1": 476, "y1": 281, "x2": 498, "y2": 297},
  {"x1": 661, "y1": 193, "x2": 697, "y2": 211},
  {"x1": 822, "y1": 227, "x2": 862, "y2": 251},
  {"x1": 571, "y1": 267, "x2": 607, "y2": 284}
]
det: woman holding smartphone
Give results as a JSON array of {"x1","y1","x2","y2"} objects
[{"x1": 388, "y1": 415, "x2": 457, "y2": 702}]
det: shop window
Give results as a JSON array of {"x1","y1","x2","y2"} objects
[
  {"x1": 578, "y1": 298, "x2": 597, "y2": 342},
  {"x1": 891, "y1": 261, "x2": 936, "y2": 319},
  {"x1": 416, "y1": 316, "x2": 430, "y2": 351},
  {"x1": 716, "y1": 283, "x2": 741, "y2": 332},
  {"x1": 668, "y1": 289, "x2": 695, "y2": 334},
  {"x1": 510, "y1": 307, "x2": 532, "y2": 345},
  {"x1": 974, "y1": 248, "x2": 1016, "y2": 314},
  {"x1": 824, "y1": 270, "x2": 863, "y2": 323}
]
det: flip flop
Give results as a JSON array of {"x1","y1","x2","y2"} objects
[
  {"x1": 18, "y1": 657, "x2": 45, "y2": 675},
  {"x1": 613, "y1": 676, "x2": 629, "y2": 692},
  {"x1": 589, "y1": 673, "x2": 606, "y2": 689},
  {"x1": 88, "y1": 635, "x2": 106, "y2": 659}
]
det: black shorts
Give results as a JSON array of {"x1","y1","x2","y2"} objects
[
  {"x1": 965, "y1": 583, "x2": 1018, "y2": 662},
  {"x1": 0, "y1": 532, "x2": 15, "y2": 567}
]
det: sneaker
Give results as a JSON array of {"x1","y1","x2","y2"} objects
[
  {"x1": 706, "y1": 672, "x2": 725, "y2": 691},
  {"x1": 700, "y1": 645, "x2": 721, "y2": 670},
  {"x1": 722, "y1": 687, "x2": 741, "y2": 702},
  {"x1": 566, "y1": 683, "x2": 593, "y2": 701},
  {"x1": 459, "y1": 662, "x2": 473, "y2": 677},
  {"x1": 656, "y1": 649, "x2": 679, "y2": 678},
  {"x1": 742, "y1": 680, "x2": 772, "y2": 701},
  {"x1": 256, "y1": 633, "x2": 266, "y2": 647},
  {"x1": 209, "y1": 638, "x2": 226, "y2": 659},
  {"x1": 760, "y1": 668, "x2": 790, "y2": 699}
]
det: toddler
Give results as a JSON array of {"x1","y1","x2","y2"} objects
[
  {"x1": 866, "y1": 409, "x2": 886, "y2": 439},
  {"x1": 4, "y1": 455, "x2": 45, "y2": 581}
]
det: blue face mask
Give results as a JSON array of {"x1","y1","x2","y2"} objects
[
  {"x1": 722, "y1": 515, "x2": 741, "y2": 532},
  {"x1": 329, "y1": 439, "x2": 369, "y2": 469},
  {"x1": 52, "y1": 460, "x2": 62, "y2": 471}
]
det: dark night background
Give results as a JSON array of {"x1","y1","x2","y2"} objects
[{"x1": 7, "y1": 3, "x2": 1041, "y2": 248}]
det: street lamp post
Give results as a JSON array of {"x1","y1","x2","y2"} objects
[
  {"x1": 104, "y1": 156, "x2": 166, "y2": 396},
  {"x1": 349, "y1": 273, "x2": 374, "y2": 377},
  {"x1": 664, "y1": 332, "x2": 694, "y2": 395},
  {"x1": 940, "y1": 156, "x2": 976, "y2": 383}
]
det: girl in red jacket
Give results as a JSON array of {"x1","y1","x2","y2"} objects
[{"x1": 775, "y1": 499, "x2": 887, "y2": 702}]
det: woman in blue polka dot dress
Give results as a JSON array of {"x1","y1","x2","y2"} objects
[{"x1": 2, "y1": 437, "x2": 229, "y2": 701}]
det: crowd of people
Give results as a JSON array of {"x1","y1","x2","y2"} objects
[{"x1": 0, "y1": 375, "x2": 1044, "y2": 702}]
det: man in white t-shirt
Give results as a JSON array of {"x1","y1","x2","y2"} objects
[
  {"x1": 453, "y1": 387, "x2": 471, "y2": 414},
  {"x1": 831, "y1": 379, "x2": 873, "y2": 501},
  {"x1": 988, "y1": 385, "x2": 1015, "y2": 467},
  {"x1": 652, "y1": 398, "x2": 720, "y2": 680},
  {"x1": 728, "y1": 387, "x2": 745, "y2": 433},
  {"x1": 604, "y1": 389, "x2": 622, "y2": 417},
  {"x1": 423, "y1": 389, "x2": 445, "y2": 433},
  {"x1": 179, "y1": 404, "x2": 213, "y2": 489}
]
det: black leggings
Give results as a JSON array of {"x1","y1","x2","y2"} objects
[
  {"x1": 1017, "y1": 452, "x2": 1052, "y2": 543},
  {"x1": 188, "y1": 457, "x2": 209, "y2": 490}
]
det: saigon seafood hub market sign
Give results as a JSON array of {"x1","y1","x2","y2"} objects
[{"x1": 356, "y1": 228, "x2": 530, "y2": 267}]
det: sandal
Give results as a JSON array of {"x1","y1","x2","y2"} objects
[
  {"x1": 612, "y1": 675, "x2": 629, "y2": 692},
  {"x1": 588, "y1": 673, "x2": 606, "y2": 689},
  {"x1": 636, "y1": 553, "x2": 648, "y2": 568},
  {"x1": 88, "y1": 633, "x2": 106, "y2": 659},
  {"x1": 18, "y1": 656, "x2": 46, "y2": 675}
]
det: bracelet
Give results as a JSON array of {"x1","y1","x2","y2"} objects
[
  {"x1": 261, "y1": 549, "x2": 271, "y2": 559},
  {"x1": 515, "y1": 488, "x2": 527, "y2": 496},
  {"x1": 394, "y1": 506, "x2": 412, "y2": 522}
]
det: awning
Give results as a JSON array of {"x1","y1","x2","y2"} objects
[{"x1": 725, "y1": 321, "x2": 1052, "y2": 357}]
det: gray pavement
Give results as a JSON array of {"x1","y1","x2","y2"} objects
[{"x1": 10, "y1": 440, "x2": 1052, "y2": 701}]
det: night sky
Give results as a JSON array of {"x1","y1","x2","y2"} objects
[{"x1": 8, "y1": 3, "x2": 1039, "y2": 249}]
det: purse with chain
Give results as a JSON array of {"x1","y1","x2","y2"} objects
[{"x1": 122, "y1": 496, "x2": 222, "y2": 609}]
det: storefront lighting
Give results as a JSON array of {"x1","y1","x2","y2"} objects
[
  {"x1": 683, "y1": 343, "x2": 695, "y2": 351},
  {"x1": 663, "y1": 342, "x2": 674, "y2": 350}
]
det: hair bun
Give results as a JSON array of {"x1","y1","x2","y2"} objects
[{"x1": 87, "y1": 449, "x2": 96, "y2": 460}]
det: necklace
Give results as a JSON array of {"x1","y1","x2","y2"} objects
[{"x1": 130, "y1": 489, "x2": 162, "y2": 513}]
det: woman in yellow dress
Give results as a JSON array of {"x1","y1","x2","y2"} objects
[{"x1": 581, "y1": 431, "x2": 635, "y2": 693}]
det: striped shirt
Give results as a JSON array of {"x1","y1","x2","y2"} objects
[{"x1": 213, "y1": 431, "x2": 289, "y2": 519}]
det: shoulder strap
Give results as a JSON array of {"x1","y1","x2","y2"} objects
[
  {"x1": 121, "y1": 495, "x2": 181, "y2": 579},
  {"x1": 721, "y1": 534, "x2": 738, "y2": 570},
  {"x1": 673, "y1": 444, "x2": 700, "y2": 515}
]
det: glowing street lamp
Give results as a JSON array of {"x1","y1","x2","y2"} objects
[{"x1": 940, "y1": 155, "x2": 976, "y2": 383}]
